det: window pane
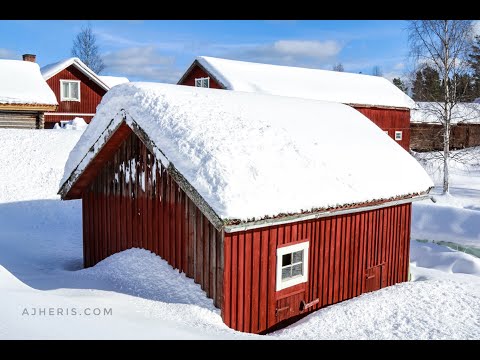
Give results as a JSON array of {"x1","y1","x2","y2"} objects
[
  {"x1": 281, "y1": 266, "x2": 291, "y2": 280},
  {"x1": 71, "y1": 83, "x2": 79, "y2": 99},
  {"x1": 282, "y1": 253, "x2": 291, "y2": 266},
  {"x1": 195, "y1": 79, "x2": 201, "y2": 87},
  {"x1": 292, "y1": 263, "x2": 303, "y2": 277},
  {"x1": 292, "y1": 250, "x2": 303, "y2": 263},
  {"x1": 203, "y1": 78, "x2": 209, "y2": 88},
  {"x1": 62, "y1": 82, "x2": 69, "y2": 98}
]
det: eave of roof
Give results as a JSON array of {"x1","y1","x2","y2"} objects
[{"x1": 42, "y1": 58, "x2": 109, "y2": 91}]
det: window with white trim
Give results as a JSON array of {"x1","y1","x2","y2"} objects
[
  {"x1": 276, "y1": 241, "x2": 309, "y2": 291},
  {"x1": 60, "y1": 80, "x2": 80, "y2": 101},
  {"x1": 395, "y1": 131, "x2": 403, "y2": 141},
  {"x1": 195, "y1": 77, "x2": 210, "y2": 88}
]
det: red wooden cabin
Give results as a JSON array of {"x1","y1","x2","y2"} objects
[
  {"x1": 178, "y1": 56, "x2": 414, "y2": 151},
  {"x1": 40, "y1": 57, "x2": 128, "y2": 129},
  {"x1": 59, "y1": 83, "x2": 433, "y2": 334}
]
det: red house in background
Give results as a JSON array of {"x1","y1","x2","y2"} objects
[
  {"x1": 178, "y1": 56, "x2": 415, "y2": 150},
  {"x1": 40, "y1": 57, "x2": 128, "y2": 129}
]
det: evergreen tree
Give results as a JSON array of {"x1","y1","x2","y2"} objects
[
  {"x1": 393, "y1": 77, "x2": 407, "y2": 94},
  {"x1": 468, "y1": 35, "x2": 480, "y2": 98},
  {"x1": 411, "y1": 66, "x2": 442, "y2": 101},
  {"x1": 412, "y1": 70, "x2": 425, "y2": 101}
]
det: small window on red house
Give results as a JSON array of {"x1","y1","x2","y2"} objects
[
  {"x1": 195, "y1": 77, "x2": 210, "y2": 88},
  {"x1": 276, "y1": 241, "x2": 309, "y2": 291},
  {"x1": 60, "y1": 80, "x2": 80, "y2": 101},
  {"x1": 395, "y1": 131, "x2": 403, "y2": 141}
]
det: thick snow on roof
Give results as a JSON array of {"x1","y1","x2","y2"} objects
[
  {"x1": 41, "y1": 57, "x2": 109, "y2": 90},
  {"x1": 411, "y1": 102, "x2": 480, "y2": 124},
  {"x1": 99, "y1": 75, "x2": 130, "y2": 88},
  {"x1": 61, "y1": 83, "x2": 432, "y2": 222},
  {"x1": 194, "y1": 56, "x2": 416, "y2": 109},
  {"x1": 0, "y1": 59, "x2": 57, "y2": 106}
]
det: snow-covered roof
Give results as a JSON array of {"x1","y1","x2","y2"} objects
[
  {"x1": 411, "y1": 102, "x2": 480, "y2": 124},
  {"x1": 60, "y1": 82, "x2": 433, "y2": 224},
  {"x1": 99, "y1": 75, "x2": 130, "y2": 88},
  {"x1": 184, "y1": 56, "x2": 416, "y2": 109},
  {"x1": 0, "y1": 59, "x2": 57, "y2": 107},
  {"x1": 41, "y1": 57, "x2": 109, "y2": 91}
]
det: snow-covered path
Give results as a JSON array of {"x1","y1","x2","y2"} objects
[{"x1": 0, "y1": 129, "x2": 479, "y2": 339}]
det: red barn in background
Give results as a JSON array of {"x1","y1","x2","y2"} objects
[{"x1": 178, "y1": 56, "x2": 414, "y2": 150}]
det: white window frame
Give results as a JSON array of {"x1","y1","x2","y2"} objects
[
  {"x1": 60, "y1": 80, "x2": 81, "y2": 102},
  {"x1": 195, "y1": 77, "x2": 210, "y2": 88},
  {"x1": 276, "y1": 240, "x2": 309, "y2": 291},
  {"x1": 395, "y1": 131, "x2": 403, "y2": 141}
]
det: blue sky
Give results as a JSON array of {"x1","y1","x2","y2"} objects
[{"x1": 0, "y1": 20, "x2": 412, "y2": 83}]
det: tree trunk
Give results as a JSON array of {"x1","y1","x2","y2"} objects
[{"x1": 443, "y1": 120, "x2": 450, "y2": 194}]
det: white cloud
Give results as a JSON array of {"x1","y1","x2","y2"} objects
[
  {"x1": 273, "y1": 40, "x2": 341, "y2": 58},
  {"x1": 222, "y1": 39, "x2": 343, "y2": 67},
  {"x1": 102, "y1": 46, "x2": 181, "y2": 83},
  {"x1": 0, "y1": 48, "x2": 18, "y2": 60}
]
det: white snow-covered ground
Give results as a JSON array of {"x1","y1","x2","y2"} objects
[
  {"x1": 412, "y1": 148, "x2": 480, "y2": 248},
  {"x1": 0, "y1": 129, "x2": 479, "y2": 339}
]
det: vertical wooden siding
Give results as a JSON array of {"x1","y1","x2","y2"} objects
[
  {"x1": 354, "y1": 107, "x2": 411, "y2": 150},
  {"x1": 222, "y1": 203, "x2": 412, "y2": 334},
  {"x1": 82, "y1": 130, "x2": 223, "y2": 307},
  {"x1": 45, "y1": 65, "x2": 106, "y2": 124}
]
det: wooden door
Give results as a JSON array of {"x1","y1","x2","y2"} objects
[{"x1": 364, "y1": 263, "x2": 387, "y2": 293}]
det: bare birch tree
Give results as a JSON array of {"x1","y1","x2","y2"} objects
[
  {"x1": 72, "y1": 24, "x2": 105, "y2": 74},
  {"x1": 408, "y1": 20, "x2": 474, "y2": 194}
]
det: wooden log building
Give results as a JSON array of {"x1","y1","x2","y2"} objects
[
  {"x1": 59, "y1": 83, "x2": 433, "y2": 334},
  {"x1": 0, "y1": 55, "x2": 57, "y2": 129}
]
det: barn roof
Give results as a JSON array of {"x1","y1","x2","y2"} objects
[
  {"x1": 59, "y1": 82, "x2": 432, "y2": 227},
  {"x1": 99, "y1": 75, "x2": 130, "y2": 88},
  {"x1": 180, "y1": 56, "x2": 416, "y2": 109},
  {"x1": 411, "y1": 102, "x2": 480, "y2": 124},
  {"x1": 0, "y1": 59, "x2": 57, "y2": 108},
  {"x1": 41, "y1": 57, "x2": 110, "y2": 91}
]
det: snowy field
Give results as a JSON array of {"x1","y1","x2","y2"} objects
[{"x1": 0, "y1": 128, "x2": 479, "y2": 339}]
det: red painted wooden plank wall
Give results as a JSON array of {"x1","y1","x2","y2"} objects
[
  {"x1": 355, "y1": 107, "x2": 411, "y2": 150},
  {"x1": 45, "y1": 65, "x2": 106, "y2": 125},
  {"x1": 82, "y1": 130, "x2": 223, "y2": 307},
  {"x1": 222, "y1": 203, "x2": 412, "y2": 334}
]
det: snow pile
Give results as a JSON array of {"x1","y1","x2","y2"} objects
[
  {"x1": 411, "y1": 147, "x2": 480, "y2": 248},
  {"x1": 410, "y1": 240, "x2": 480, "y2": 276},
  {"x1": 60, "y1": 82, "x2": 433, "y2": 222},
  {"x1": 99, "y1": 75, "x2": 130, "y2": 88},
  {"x1": 0, "y1": 129, "x2": 83, "y2": 202},
  {"x1": 0, "y1": 127, "x2": 478, "y2": 339},
  {"x1": 273, "y1": 276, "x2": 480, "y2": 340},
  {"x1": 411, "y1": 102, "x2": 480, "y2": 124},
  {"x1": 195, "y1": 56, "x2": 415, "y2": 109},
  {"x1": 0, "y1": 59, "x2": 57, "y2": 106},
  {"x1": 53, "y1": 117, "x2": 88, "y2": 131}
]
